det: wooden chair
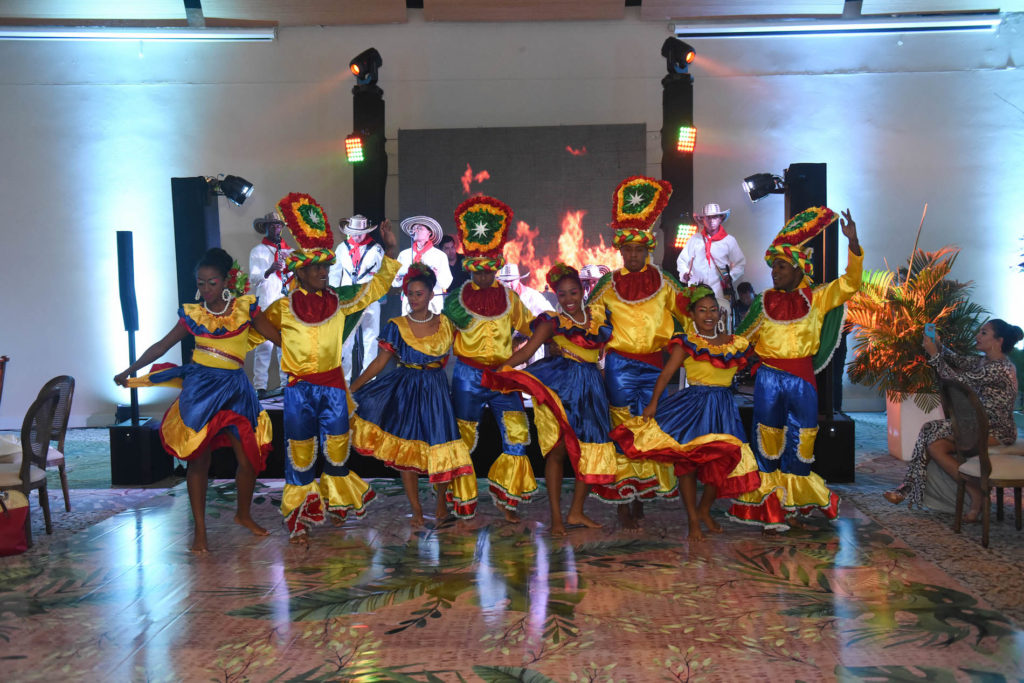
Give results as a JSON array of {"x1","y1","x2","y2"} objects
[
  {"x1": 37, "y1": 376, "x2": 74, "y2": 511},
  {"x1": 0, "y1": 389, "x2": 59, "y2": 547},
  {"x1": 941, "y1": 378, "x2": 1024, "y2": 547}
]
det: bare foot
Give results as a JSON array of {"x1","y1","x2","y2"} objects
[
  {"x1": 329, "y1": 512, "x2": 346, "y2": 527},
  {"x1": 566, "y1": 511, "x2": 602, "y2": 529},
  {"x1": 435, "y1": 498, "x2": 448, "y2": 520},
  {"x1": 699, "y1": 513, "x2": 723, "y2": 533},
  {"x1": 631, "y1": 499, "x2": 645, "y2": 521},
  {"x1": 550, "y1": 522, "x2": 568, "y2": 537},
  {"x1": 964, "y1": 509, "x2": 983, "y2": 524},
  {"x1": 503, "y1": 508, "x2": 521, "y2": 524},
  {"x1": 455, "y1": 518, "x2": 479, "y2": 533},
  {"x1": 234, "y1": 513, "x2": 270, "y2": 536},
  {"x1": 688, "y1": 523, "x2": 706, "y2": 542},
  {"x1": 617, "y1": 504, "x2": 640, "y2": 532},
  {"x1": 189, "y1": 533, "x2": 209, "y2": 553},
  {"x1": 410, "y1": 514, "x2": 425, "y2": 528},
  {"x1": 289, "y1": 531, "x2": 310, "y2": 546},
  {"x1": 762, "y1": 527, "x2": 784, "y2": 537},
  {"x1": 785, "y1": 516, "x2": 813, "y2": 531}
]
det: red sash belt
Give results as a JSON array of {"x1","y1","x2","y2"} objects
[
  {"x1": 456, "y1": 355, "x2": 500, "y2": 371},
  {"x1": 763, "y1": 356, "x2": 816, "y2": 388},
  {"x1": 288, "y1": 366, "x2": 347, "y2": 390},
  {"x1": 610, "y1": 349, "x2": 664, "y2": 369}
]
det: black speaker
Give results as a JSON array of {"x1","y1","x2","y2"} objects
[
  {"x1": 171, "y1": 176, "x2": 221, "y2": 364},
  {"x1": 116, "y1": 231, "x2": 139, "y2": 332},
  {"x1": 811, "y1": 414, "x2": 855, "y2": 484},
  {"x1": 109, "y1": 418, "x2": 174, "y2": 485}
]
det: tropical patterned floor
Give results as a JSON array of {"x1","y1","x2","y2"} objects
[{"x1": 2, "y1": 472, "x2": 1022, "y2": 683}]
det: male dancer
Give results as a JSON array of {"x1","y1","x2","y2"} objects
[
  {"x1": 248, "y1": 212, "x2": 291, "y2": 397},
  {"x1": 677, "y1": 202, "x2": 746, "y2": 330},
  {"x1": 728, "y1": 207, "x2": 861, "y2": 532},
  {"x1": 329, "y1": 215, "x2": 386, "y2": 384},
  {"x1": 587, "y1": 177, "x2": 686, "y2": 529},
  {"x1": 393, "y1": 216, "x2": 452, "y2": 314}
]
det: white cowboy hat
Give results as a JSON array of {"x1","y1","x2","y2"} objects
[
  {"x1": 400, "y1": 216, "x2": 443, "y2": 245},
  {"x1": 496, "y1": 263, "x2": 529, "y2": 282},
  {"x1": 580, "y1": 264, "x2": 611, "y2": 280},
  {"x1": 695, "y1": 202, "x2": 730, "y2": 221},
  {"x1": 340, "y1": 214, "x2": 378, "y2": 236},
  {"x1": 253, "y1": 212, "x2": 284, "y2": 235}
]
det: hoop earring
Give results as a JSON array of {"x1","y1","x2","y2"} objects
[
  {"x1": 195, "y1": 289, "x2": 202, "y2": 301},
  {"x1": 716, "y1": 318, "x2": 726, "y2": 334},
  {"x1": 221, "y1": 288, "x2": 233, "y2": 302}
]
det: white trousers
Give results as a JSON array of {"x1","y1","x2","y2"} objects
[
  {"x1": 342, "y1": 299, "x2": 382, "y2": 384},
  {"x1": 252, "y1": 340, "x2": 283, "y2": 391}
]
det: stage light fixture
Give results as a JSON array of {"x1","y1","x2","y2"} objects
[
  {"x1": 674, "y1": 223, "x2": 698, "y2": 250},
  {"x1": 207, "y1": 174, "x2": 254, "y2": 206},
  {"x1": 661, "y1": 37, "x2": 696, "y2": 76},
  {"x1": 742, "y1": 173, "x2": 785, "y2": 203},
  {"x1": 676, "y1": 126, "x2": 697, "y2": 153},
  {"x1": 349, "y1": 47, "x2": 382, "y2": 86},
  {"x1": 345, "y1": 133, "x2": 365, "y2": 163}
]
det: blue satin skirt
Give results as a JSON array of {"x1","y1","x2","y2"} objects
[
  {"x1": 520, "y1": 356, "x2": 612, "y2": 447},
  {"x1": 651, "y1": 384, "x2": 747, "y2": 445},
  {"x1": 354, "y1": 366, "x2": 461, "y2": 447},
  {"x1": 151, "y1": 363, "x2": 260, "y2": 440}
]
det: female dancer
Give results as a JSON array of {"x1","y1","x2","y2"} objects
[
  {"x1": 349, "y1": 263, "x2": 478, "y2": 527},
  {"x1": 114, "y1": 248, "x2": 271, "y2": 552},
  {"x1": 610, "y1": 285, "x2": 760, "y2": 541},
  {"x1": 884, "y1": 319, "x2": 1022, "y2": 520},
  {"x1": 483, "y1": 264, "x2": 616, "y2": 536}
]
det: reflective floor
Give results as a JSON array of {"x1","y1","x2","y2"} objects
[{"x1": 3, "y1": 474, "x2": 1023, "y2": 683}]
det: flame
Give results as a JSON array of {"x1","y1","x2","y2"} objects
[
  {"x1": 460, "y1": 163, "x2": 491, "y2": 195},
  {"x1": 503, "y1": 210, "x2": 621, "y2": 291},
  {"x1": 565, "y1": 145, "x2": 587, "y2": 156}
]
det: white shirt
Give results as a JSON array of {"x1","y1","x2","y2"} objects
[
  {"x1": 329, "y1": 239, "x2": 385, "y2": 288},
  {"x1": 248, "y1": 240, "x2": 291, "y2": 309},
  {"x1": 392, "y1": 245, "x2": 453, "y2": 298},
  {"x1": 676, "y1": 231, "x2": 746, "y2": 301},
  {"x1": 512, "y1": 284, "x2": 555, "y2": 316}
]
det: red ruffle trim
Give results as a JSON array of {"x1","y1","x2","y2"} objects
[
  {"x1": 668, "y1": 336, "x2": 750, "y2": 370},
  {"x1": 762, "y1": 287, "x2": 813, "y2": 321},
  {"x1": 445, "y1": 489, "x2": 478, "y2": 519},
  {"x1": 159, "y1": 406, "x2": 270, "y2": 473},
  {"x1": 286, "y1": 492, "x2": 325, "y2": 536},
  {"x1": 461, "y1": 284, "x2": 508, "y2": 317},
  {"x1": 612, "y1": 267, "x2": 662, "y2": 302},
  {"x1": 291, "y1": 288, "x2": 339, "y2": 323},
  {"x1": 590, "y1": 476, "x2": 673, "y2": 503},
  {"x1": 326, "y1": 487, "x2": 376, "y2": 521},
  {"x1": 609, "y1": 425, "x2": 743, "y2": 498},
  {"x1": 177, "y1": 314, "x2": 250, "y2": 339},
  {"x1": 489, "y1": 483, "x2": 533, "y2": 510},
  {"x1": 727, "y1": 490, "x2": 840, "y2": 528}
]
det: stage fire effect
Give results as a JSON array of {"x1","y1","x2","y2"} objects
[
  {"x1": 502, "y1": 210, "x2": 621, "y2": 291},
  {"x1": 460, "y1": 163, "x2": 491, "y2": 195}
]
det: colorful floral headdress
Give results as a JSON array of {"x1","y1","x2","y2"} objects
[
  {"x1": 677, "y1": 283, "x2": 716, "y2": 311},
  {"x1": 455, "y1": 196, "x2": 513, "y2": 273},
  {"x1": 401, "y1": 262, "x2": 436, "y2": 295},
  {"x1": 764, "y1": 206, "x2": 837, "y2": 276},
  {"x1": 276, "y1": 192, "x2": 336, "y2": 271},
  {"x1": 611, "y1": 176, "x2": 673, "y2": 250},
  {"x1": 225, "y1": 260, "x2": 250, "y2": 297},
  {"x1": 545, "y1": 263, "x2": 580, "y2": 290}
]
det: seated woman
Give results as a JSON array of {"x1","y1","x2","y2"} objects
[{"x1": 884, "y1": 319, "x2": 1022, "y2": 521}]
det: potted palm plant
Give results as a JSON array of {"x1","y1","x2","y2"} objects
[{"x1": 845, "y1": 246, "x2": 986, "y2": 459}]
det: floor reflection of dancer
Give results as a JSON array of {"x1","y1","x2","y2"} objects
[
  {"x1": 587, "y1": 176, "x2": 685, "y2": 530},
  {"x1": 252, "y1": 193, "x2": 400, "y2": 544},
  {"x1": 329, "y1": 215, "x2": 386, "y2": 384},
  {"x1": 443, "y1": 196, "x2": 536, "y2": 522},
  {"x1": 610, "y1": 284, "x2": 761, "y2": 541},
  {"x1": 727, "y1": 208, "x2": 862, "y2": 533},
  {"x1": 349, "y1": 263, "x2": 478, "y2": 529},
  {"x1": 114, "y1": 248, "x2": 271, "y2": 553},
  {"x1": 394, "y1": 216, "x2": 452, "y2": 314},
  {"x1": 483, "y1": 264, "x2": 616, "y2": 536},
  {"x1": 248, "y1": 212, "x2": 291, "y2": 397}
]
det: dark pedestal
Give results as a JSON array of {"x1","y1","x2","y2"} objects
[
  {"x1": 109, "y1": 418, "x2": 174, "y2": 485},
  {"x1": 736, "y1": 395, "x2": 856, "y2": 485}
]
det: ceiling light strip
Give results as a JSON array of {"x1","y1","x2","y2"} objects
[
  {"x1": 674, "y1": 15, "x2": 1000, "y2": 38},
  {"x1": 0, "y1": 26, "x2": 277, "y2": 42}
]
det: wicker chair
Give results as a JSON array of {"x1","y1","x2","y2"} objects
[
  {"x1": 941, "y1": 378, "x2": 1024, "y2": 548},
  {"x1": 0, "y1": 389, "x2": 58, "y2": 547},
  {"x1": 37, "y1": 376, "x2": 74, "y2": 511}
]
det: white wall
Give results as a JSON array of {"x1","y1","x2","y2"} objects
[{"x1": 0, "y1": 10, "x2": 1021, "y2": 426}]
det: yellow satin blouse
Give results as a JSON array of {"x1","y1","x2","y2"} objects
[
  {"x1": 452, "y1": 285, "x2": 533, "y2": 366},
  {"x1": 682, "y1": 334, "x2": 751, "y2": 387},
  {"x1": 182, "y1": 294, "x2": 264, "y2": 370},
  {"x1": 588, "y1": 266, "x2": 686, "y2": 356}
]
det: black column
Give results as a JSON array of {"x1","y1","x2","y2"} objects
[
  {"x1": 170, "y1": 176, "x2": 220, "y2": 364},
  {"x1": 352, "y1": 84, "x2": 387, "y2": 226},
  {"x1": 660, "y1": 73, "x2": 694, "y2": 274}
]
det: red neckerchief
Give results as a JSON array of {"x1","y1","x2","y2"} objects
[
  {"x1": 291, "y1": 288, "x2": 339, "y2": 324},
  {"x1": 612, "y1": 266, "x2": 661, "y2": 301},
  {"x1": 348, "y1": 236, "x2": 368, "y2": 268},
  {"x1": 763, "y1": 287, "x2": 813, "y2": 322},
  {"x1": 412, "y1": 241, "x2": 432, "y2": 263},
  {"x1": 262, "y1": 238, "x2": 286, "y2": 281},
  {"x1": 702, "y1": 226, "x2": 728, "y2": 267},
  {"x1": 462, "y1": 283, "x2": 507, "y2": 317}
]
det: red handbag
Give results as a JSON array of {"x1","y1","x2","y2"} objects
[{"x1": 0, "y1": 490, "x2": 29, "y2": 556}]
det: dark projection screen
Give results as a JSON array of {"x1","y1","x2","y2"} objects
[{"x1": 398, "y1": 124, "x2": 645, "y2": 291}]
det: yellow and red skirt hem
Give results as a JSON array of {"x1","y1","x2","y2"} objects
[
  {"x1": 159, "y1": 401, "x2": 272, "y2": 473},
  {"x1": 350, "y1": 415, "x2": 473, "y2": 483}
]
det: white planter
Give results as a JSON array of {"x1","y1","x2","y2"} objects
[{"x1": 886, "y1": 394, "x2": 943, "y2": 461}]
